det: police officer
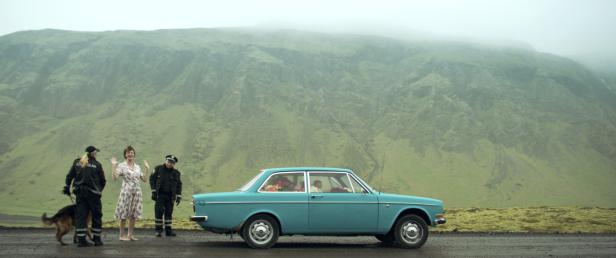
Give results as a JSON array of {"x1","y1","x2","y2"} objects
[
  {"x1": 149, "y1": 154, "x2": 182, "y2": 237},
  {"x1": 63, "y1": 146, "x2": 106, "y2": 247}
]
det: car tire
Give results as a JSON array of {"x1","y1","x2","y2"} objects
[
  {"x1": 375, "y1": 232, "x2": 395, "y2": 244},
  {"x1": 393, "y1": 214, "x2": 428, "y2": 249},
  {"x1": 241, "y1": 214, "x2": 279, "y2": 249}
]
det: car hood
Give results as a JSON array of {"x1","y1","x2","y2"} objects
[{"x1": 377, "y1": 192, "x2": 443, "y2": 207}]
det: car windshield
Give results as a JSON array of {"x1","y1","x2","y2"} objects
[
  {"x1": 237, "y1": 171, "x2": 264, "y2": 191},
  {"x1": 350, "y1": 173, "x2": 376, "y2": 193}
]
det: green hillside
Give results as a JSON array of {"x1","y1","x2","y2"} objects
[{"x1": 0, "y1": 28, "x2": 615, "y2": 221}]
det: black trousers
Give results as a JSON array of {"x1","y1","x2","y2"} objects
[
  {"x1": 75, "y1": 190, "x2": 103, "y2": 238},
  {"x1": 155, "y1": 192, "x2": 174, "y2": 232}
]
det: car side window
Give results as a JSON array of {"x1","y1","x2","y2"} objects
[
  {"x1": 309, "y1": 172, "x2": 352, "y2": 193},
  {"x1": 348, "y1": 174, "x2": 368, "y2": 193},
  {"x1": 260, "y1": 172, "x2": 305, "y2": 192}
]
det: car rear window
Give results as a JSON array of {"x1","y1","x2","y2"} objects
[
  {"x1": 259, "y1": 172, "x2": 306, "y2": 192},
  {"x1": 238, "y1": 171, "x2": 264, "y2": 191}
]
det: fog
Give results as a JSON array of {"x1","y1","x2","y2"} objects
[{"x1": 1, "y1": 0, "x2": 615, "y2": 68}]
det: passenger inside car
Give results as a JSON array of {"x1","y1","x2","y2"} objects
[
  {"x1": 262, "y1": 176, "x2": 297, "y2": 192},
  {"x1": 296, "y1": 181, "x2": 305, "y2": 191},
  {"x1": 262, "y1": 183, "x2": 281, "y2": 191},
  {"x1": 310, "y1": 180, "x2": 322, "y2": 193}
]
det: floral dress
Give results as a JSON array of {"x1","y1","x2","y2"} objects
[{"x1": 114, "y1": 161, "x2": 143, "y2": 219}]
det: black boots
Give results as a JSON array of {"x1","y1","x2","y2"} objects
[
  {"x1": 155, "y1": 228, "x2": 176, "y2": 237},
  {"x1": 77, "y1": 236, "x2": 91, "y2": 247},
  {"x1": 79, "y1": 236, "x2": 103, "y2": 247},
  {"x1": 165, "y1": 228, "x2": 177, "y2": 237},
  {"x1": 93, "y1": 236, "x2": 104, "y2": 246}
]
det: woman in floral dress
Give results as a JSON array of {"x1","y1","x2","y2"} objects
[{"x1": 111, "y1": 146, "x2": 150, "y2": 241}]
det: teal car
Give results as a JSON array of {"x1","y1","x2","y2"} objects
[{"x1": 190, "y1": 167, "x2": 446, "y2": 249}]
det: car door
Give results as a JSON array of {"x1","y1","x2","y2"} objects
[
  {"x1": 257, "y1": 171, "x2": 309, "y2": 232},
  {"x1": 308, "y1": 171, "x2": 378, "y2": 233}
]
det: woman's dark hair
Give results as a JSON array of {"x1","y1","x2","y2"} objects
[{"x1": 123, "y1": 145, "x2": 135, "y2": 159}]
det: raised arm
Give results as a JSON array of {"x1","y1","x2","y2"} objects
[
  {"x1": 110, "y1": 157, "x2": 119, "y2": 181},
  {"x1": 140, "y1": 160, "x2": 150, "y2": 182}
]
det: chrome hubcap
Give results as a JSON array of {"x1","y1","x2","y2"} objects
[
  {"x1": 249, "y1": 220, "x2": 272, "y2": 244},
  {"x1": 401, "y1": 222, "x2": 422, "y2": 244}
]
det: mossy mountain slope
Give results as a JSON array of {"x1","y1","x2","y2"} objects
[{"x1": 0, "y1": 29, "x2": 615, "y2": 219}]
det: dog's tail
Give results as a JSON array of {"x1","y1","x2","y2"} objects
[{"x1": 41, "y1": 213, "x2": 56, "y2": 226}]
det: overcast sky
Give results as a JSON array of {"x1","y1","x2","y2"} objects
[{"x1": 1, "y1": 0, "x2": 616, "y2": 63}]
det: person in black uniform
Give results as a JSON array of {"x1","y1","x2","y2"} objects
[
  {"x1": 149, "y1": 154, "x2": 182, "y2": 237},
  {"x1": 63, "y1": 146, "x2": 106, "y2": 247}
]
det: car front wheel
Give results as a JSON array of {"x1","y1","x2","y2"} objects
[
  {"x1": 393, "y1": 214, "x2": 428, "y2": 249},
  {"x1": 241, "y1": 214, "x2": 279, "y2": 249}
]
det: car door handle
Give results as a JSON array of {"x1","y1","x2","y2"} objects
[{"x1": 311, "y1": 195, "x2": 324, "y2": 199}]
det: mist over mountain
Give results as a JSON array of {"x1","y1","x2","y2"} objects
[{"x1": 0, "y1": 28, "x2": 615, "y2": 218}]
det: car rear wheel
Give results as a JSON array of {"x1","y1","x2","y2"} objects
[
  {"x1": 241, "y1": 214, "x2": 279, "y2": 249},
  {"x1": 393, "y1": 214, "x2": 428, "y2": 249}
]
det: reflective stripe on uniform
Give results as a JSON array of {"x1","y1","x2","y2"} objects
[
  {"x1": 91, "y1": 228, "x2": 102, "y2": 236},
  {"x1": 76, "y1": 228, "x2": 87, "y2": 237}
]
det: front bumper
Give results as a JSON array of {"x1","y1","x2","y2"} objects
[
  {"x1": 435, "y1": 218, "x2": 446, "y2": 225},
  {"x1": 190, "y1": 215, "x2": 208, "y2": 222}
]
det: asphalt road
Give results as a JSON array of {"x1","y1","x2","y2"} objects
[{"x1": 1, "y1": 228, "x2": 615, "y2": 257}]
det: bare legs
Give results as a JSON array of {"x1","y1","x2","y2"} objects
[
  {"x1": 128, "y1": 218, "x2": 138, "y2": 240},
  {"x1": 119, "y1": 218, "x2": 138, "y2": 241},
  {"x1": 119, "y1": 219, "x2": 128, "y2": 241}
]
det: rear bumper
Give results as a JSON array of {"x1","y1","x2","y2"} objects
[
  {"x1": 435, "y1": 218, "x2": 446, "y2": 225},
  {"x1": 190, "y1": 215, "x2": 208, "y2": 222}
]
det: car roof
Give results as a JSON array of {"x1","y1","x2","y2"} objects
[{"x1": 262, "y1": 167, "x2": 354, "y2": 174}]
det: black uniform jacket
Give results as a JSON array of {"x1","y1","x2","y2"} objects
[
  {"x1": 65, "y1": 158, "x2": 106, "y2": 195},
  {"x1": 149, "y1": 165, "x2": 182, "y2": 199}
]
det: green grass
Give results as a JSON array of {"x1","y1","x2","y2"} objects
[
  {"x1": 5, "y1": 207, "x2": 615, "y2": 234},
  {"x1": 433, "y1": 207, "x2": 616, "y2": 233}
]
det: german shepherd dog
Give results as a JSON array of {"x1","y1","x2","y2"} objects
[{"x1": 41, "y1": 204, "x2": 92, "y2": 245}]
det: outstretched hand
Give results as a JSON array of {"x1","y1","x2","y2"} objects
[
  {"x1": 143, "y1": 160, "x2": 150, "y2": 171},
  {"x1": 111, "y1": 157, "x2": 120, "y2": 179},
  {"x1": 110, "y1": 157, "x2": 118, "y2": 166}
]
